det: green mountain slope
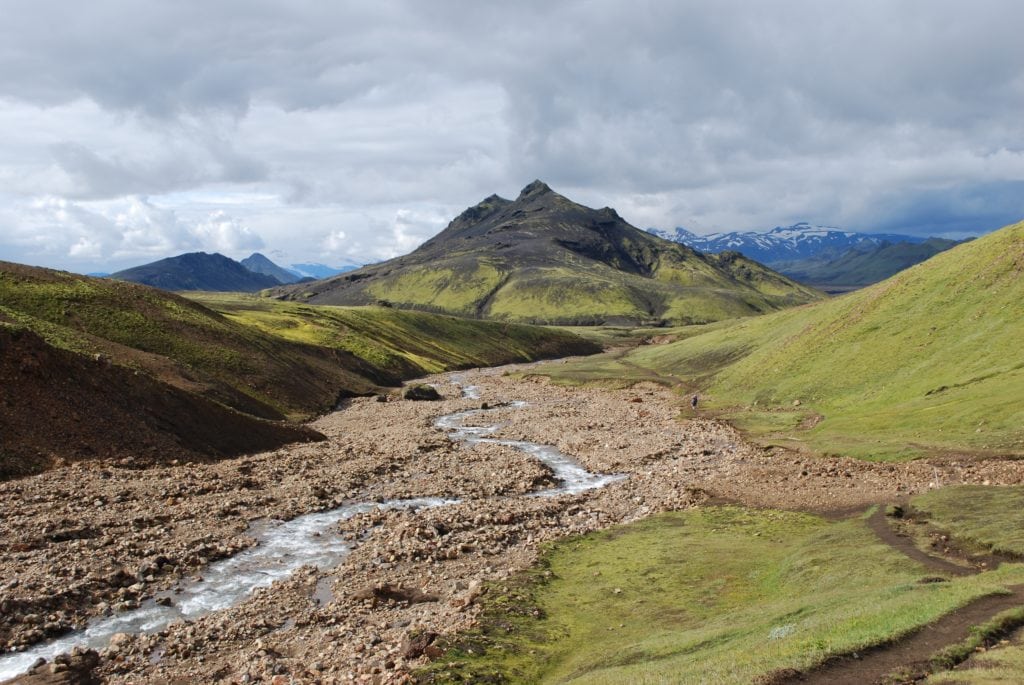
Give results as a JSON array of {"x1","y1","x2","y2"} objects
[
  {"x1": 542, "y1": 221, "x2": 1024, "y2": 460},
  {"x1": 111, "y1": 251, "x2": 282, "y2": 291},
  {"x1": 775, "y1": 237, "x2": 963, "y2": 288},
  {"x1": 0, "y1": 261, "x2": 598, "y2": 477},
  {"x1": 276, "y1": 181, "x2": 822, "y2": 325}
]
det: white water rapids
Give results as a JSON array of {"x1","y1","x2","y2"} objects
[{"x1": 0, "y1": 384, "x2": 624, "y2": 680}]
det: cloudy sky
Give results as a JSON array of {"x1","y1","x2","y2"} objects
[{"x1": 2, "y1": 0, "x2": 1023, "y2": 273}]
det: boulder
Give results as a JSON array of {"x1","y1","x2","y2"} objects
[{"x1": 404, "y1": 385, "x2": 441, "y2": 401}]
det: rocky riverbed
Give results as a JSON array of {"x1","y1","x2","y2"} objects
[{"x1": 3, "y1": 363, "x2": 1024, "y2": 683}]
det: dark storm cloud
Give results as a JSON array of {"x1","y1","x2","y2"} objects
[{"x1": 1, "y1": 0, "x2": 1023, "y2": 271}]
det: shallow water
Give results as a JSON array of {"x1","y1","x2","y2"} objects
[
  {"x1": 0, "y1": 381, "x2": 623, "y2": 679},
  {"x1": 434, "y1": 401, "x2": 626, "y2": 496},
  {"x1": 0, "y1": 497, "x2": 453, "y2": 680}
]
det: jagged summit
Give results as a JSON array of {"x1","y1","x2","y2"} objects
[
  {"x1": 517, "y1": 179, "x2": 554, "y2": 199},
  {"x1": 275, "y1": 182, "x2": 822, "y2": 325}
]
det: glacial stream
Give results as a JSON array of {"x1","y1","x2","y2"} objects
[{"x1": 0, "y1": 383, "x2": 624, "y2": 680}]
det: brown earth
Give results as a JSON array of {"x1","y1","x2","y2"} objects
[
  {"x1": 2, "y1": 363, "x2": 1024, "y2": 683},
  {"x1": 0, "y1": 326, "x2": 324, "y2": 480}
]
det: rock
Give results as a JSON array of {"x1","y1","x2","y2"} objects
[
  {"x1": 352, "y1": 584, "x2": 439, "y2": 608},
  {"x1": 403, "y1": 385, "x2": 441, "y2": 401},
  {"x1": 401, "y1": 630, "x2": 439, "y2": 659}
]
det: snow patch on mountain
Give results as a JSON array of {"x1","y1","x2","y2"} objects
[{"x1": 648, "y1": 223, "x2": 924, "y2": 264}]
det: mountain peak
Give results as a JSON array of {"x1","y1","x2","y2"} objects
[{"x1": 517, "y1": 180, "x2": 553, "y2": 199}]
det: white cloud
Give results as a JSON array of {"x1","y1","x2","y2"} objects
[
  {"x1": 192, "y1": 211, "x2": 264, "y2": 254},
  {"x1": 2, "y1": 0, "x2": 1024, "y2": 273}
]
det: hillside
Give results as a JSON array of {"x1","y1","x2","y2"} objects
[
  {"x1": 773, "y1": 237, "x2": 963, "y2": 289},
  {"x1": 539, "y1": 220, "x2": 1024, "y2": 460},
  {"x1": 275, "y1": 181, "x2": 822, "y2": 325},
  {"x1": 649, "y1": 223, "x2": 926, "y2": 264},
  {"x1": 0, "y1": 261, "x2": 598, "y2": 477},
  {"x1": 111, "y1": 252, "x2": 282, "y2": 291},
  {"x1": 240, "y1": 252, "x2": 303, "y2": 284}
]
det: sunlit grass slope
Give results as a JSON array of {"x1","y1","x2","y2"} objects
[
  {"x1": 190, "y1": 293, "x2": 597, "y2": 378},
  {"x1": 913, "y1": 486, "x2": 1024, "y2": 557},
  {"x1": 540, "y1": 221, "x2": 1024, "y2": 460},
  {"x1": 418, "y1": 506, "x2": 1024, "y2": 684},
  {"x1": 0, "y1": 262, "x2": 598, "y2": 421}
]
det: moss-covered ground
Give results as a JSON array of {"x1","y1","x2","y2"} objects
[
  {"x1": 532, "y1": 221, "x2": 1024, "y2": 461},
  {"x1": 0, "y1": 262, "x2": 598, "y2": 422},
  {"x1": 418, "y1": 506, "x2": 1024, "y2": 684}
]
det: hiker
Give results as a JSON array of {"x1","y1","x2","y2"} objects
[{"x1": 691, "y1": 394, "x2": 699, "y2": 411}]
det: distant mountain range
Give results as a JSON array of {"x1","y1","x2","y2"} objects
[
  {"x1": 273, "y1": 180, "x2": 822, "y2": 325},
  {"x1": 290, "y1": 262, "x2": 359, "y2": 279},
  {"x1": 647, "y1": 223, "x2": 963, "y2": 288},
  {"x1": 110, "y1": 253, "x2": 359, "y2": 292},
  {"x1": 771, "y1": 237, "x2": 964, "y2": 289},
  {"x1": 111, "y1": 252, "x2": 282, "y2": 292},
  {"x1": 647, "y1": 223, "x2": 928, "y2": 264}
]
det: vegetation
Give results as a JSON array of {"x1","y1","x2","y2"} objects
[
  {"x1": 925, "y1": 619, "x2": 1024, "y2": 683},
  {"x1": 418, "y1": 506, "x2": 1024, "y2": 684},
  {"x1": 533, "y1": 221, "x2": 1024, "y2": 460},
  {"x1": 774, "y1": 237, "x2": 963, "y2": 288},
  {"x1": 0, "y1": 262, "x2": 596, "y2": 420},
  {"x1": 913, "y1": 486, "x2": 1024, "y2": 559},
  {"x1": 277, "y1": 181, "x2": 822, "y2": 325}
]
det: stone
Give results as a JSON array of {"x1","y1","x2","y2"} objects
[{"x1": 403, "y1": 385, "x2": 441, "y2": 401}]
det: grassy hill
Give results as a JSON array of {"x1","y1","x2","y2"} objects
[
  {"x1": 276, "y1": 181, "x2": 822, "y2": 325},
  {"x1": 537, "y1": 221, "x2": 1024, "y2": 460},
  {"x1": 775, "y1": 237, "x2": 963, "y2": 289},
  {"x1": 0, "y1": 261, "x2": 598, "y2": 477}
]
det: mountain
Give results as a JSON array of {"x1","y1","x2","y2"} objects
[
  {"x1": 608, "y1": 220, "x2": 1024, "y2": 460},
  {"x1": 111, "y1": 252, "x2": 282, "y2": 292},
  {"x1": 275, "y1": 181, "x2": 823, "y2": 325},
  {"x1": 0, "y1": 260, "x2": 598, "y2": 478},
  {"x1": 241, "y1": 252, "x2": 302, "y2": 284},
  {"x1": 648, "y1": 223, "x2": 927, "y2": 265},
  {"x1": 771, "y1": 237, "x2": 964, "y2": 289},
  {"x1": 290, "y1": 263, "x2": 360, "y2": 279}
]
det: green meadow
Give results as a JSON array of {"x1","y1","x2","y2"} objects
[
  {"x1": 535, "y1": 221, "x2": 1024, "y2": 461},
  {"x1": 419, "y1": 506, "x2": 1024, "y2": 684}
]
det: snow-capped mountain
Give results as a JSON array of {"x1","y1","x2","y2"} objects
[{"x1": 648, "y1": 223, "x2": 926, "y2": 265}]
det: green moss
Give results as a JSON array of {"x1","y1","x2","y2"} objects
[
  {"x1": 530, "y1": 221, "x2": 1024, "y2": 461},
  {"x1": 0, "y1": 264, "x2": 598, "y2": 422},
  {"x1": 912, "y1": 486, "x2": 1024, "y2": 558},
  {"x1": 365, "y1": 262, "x2": 505, "y2": 315},
  {"x1": 418, "y1": 507, "x2": 1024, "y2": 684}
]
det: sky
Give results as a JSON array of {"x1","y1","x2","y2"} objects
[{"x1": 2, "y1": 0, "x2": 1024, "y2": 274}]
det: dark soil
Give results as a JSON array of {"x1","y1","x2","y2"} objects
[
  {"x1": 768, "y1": 507, "x2": 1024, "y2": 684},
  {"x1": 773, "y1": 587, "x2": 1024, "y2": 685},
  {"x1": 0, "y1": 326, "x2": 323, "y2": 479}
]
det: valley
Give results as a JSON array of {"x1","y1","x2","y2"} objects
[{"x1": 3, "y1": 365, "x2": 1024, "y2": 683}]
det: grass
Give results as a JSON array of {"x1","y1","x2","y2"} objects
[
  {"x1": 912, "y1": 486, "x2": 1024, "y2": 558},
  {"x1": 418, "y1": 506, "x2": 1024, "y2": 684},
  {"x1": 190, "y1": 293, "x2": 597, "y2": 377},
  {"x1": 925, "y1": 607, "x2": 1024, "y2": 680},
  {"x1": 530, "y1": 221, "x2": 1024, "y2": 461},
  {"x1": 0, "y1": 262, "x2": 598, "y2": 422}
]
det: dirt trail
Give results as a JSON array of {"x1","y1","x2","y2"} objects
[
  {"x1": 782, "y1": 587, "x2": 1024, "y2": 685},
  {"x1": 866, "y1": 506, "x2": 974, "y2": 577},
  {"x1": 771, "y1": 507, "x2": 1020, "y2": 684}
]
